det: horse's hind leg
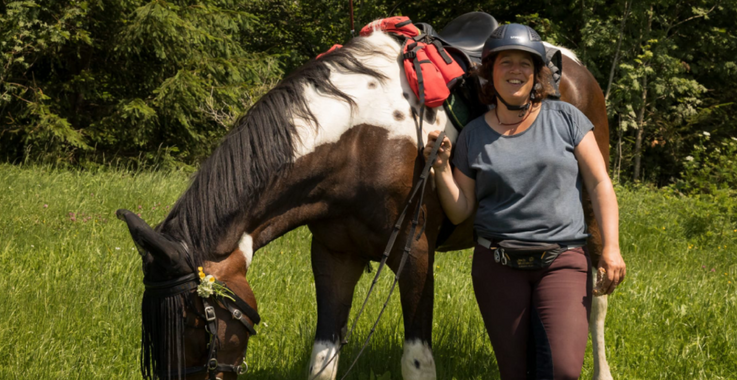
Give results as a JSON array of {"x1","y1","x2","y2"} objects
[
  {"x1": 389, "y1": 237, "x2": 437, "y2": 380},
  {"x1": 584, "y1": 188, "x2": 613, "y2": 380},
  {"x1": 590, "y1": 281, "x2": 613, "y2": 380},
  {"x1": 308, "y1": 239, "x2": 367, "y2": 380}
]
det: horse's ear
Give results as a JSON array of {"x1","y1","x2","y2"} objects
[{"x1": 116, "y1": 209, "x2": 187, "y2": 267}]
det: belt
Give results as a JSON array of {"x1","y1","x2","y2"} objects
[{"x1": 476, "y1": 236, "x2": 585, "y2": 251}]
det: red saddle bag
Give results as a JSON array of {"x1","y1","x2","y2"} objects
[
  {"x1": 402, "y1": 41, "x2": 449, "y2": 108},
  {"x1": 360, "y1": 16, "x2": 464, "y2": 108},
  {"x1": 360, "y1": 16, "x2": 420, "y2": 38}
]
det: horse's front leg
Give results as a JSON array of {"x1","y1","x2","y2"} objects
[
  {"x1": 389, "y1": 235, "x2": 437, "y2": 380},
  {"x1": 308, "y1": 238, "x2": 367, "y2": 380}
]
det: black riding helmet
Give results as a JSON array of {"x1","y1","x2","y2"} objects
[
  {"x1": 482, "y1": 23, "x2": 547, "y2": 65},
  {"x1": 481, "y1": 24, "x2": 548, "y2": 111}
]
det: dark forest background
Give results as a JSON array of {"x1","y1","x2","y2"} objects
[{"x1": 1, "y1": 0, "x2": 735, "y2": 191}]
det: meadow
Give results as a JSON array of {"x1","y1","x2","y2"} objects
[{"x1": 0, "y1": 164, "x2": 735, "y2": 379}]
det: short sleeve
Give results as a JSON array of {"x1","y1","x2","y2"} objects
[
  {"x1": 570, "y1": 106, "x2": 595, "y2": 146},
  {"x1": 452, "y1": 127, "x2": 475, "y2": 179}
]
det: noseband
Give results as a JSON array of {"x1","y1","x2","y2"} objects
[{"x1": 143, "y1": 272, "x2": 261, "y2": 379}]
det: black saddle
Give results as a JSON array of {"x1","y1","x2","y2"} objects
[{"x1": 417, "y1": 12, "x2": 498, "y2": 70}]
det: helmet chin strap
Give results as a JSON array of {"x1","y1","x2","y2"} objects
[
  {"x1": 496, "y1": 94, "x2": 531, "y2": 112},
  {"x1": 495, "y1": 78, "x2": 537, "y2": 114}
]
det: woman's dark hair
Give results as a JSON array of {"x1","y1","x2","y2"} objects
[{"x1": 476, "y1": 52, "x2": 556, "y2": 106}]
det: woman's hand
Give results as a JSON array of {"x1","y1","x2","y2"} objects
[
  {"x1": 423, "y1": 130, "x2": 452, "y2": 170},
  {"x1": 595, "y1": 247, "x2": 626, "y2": 295}
]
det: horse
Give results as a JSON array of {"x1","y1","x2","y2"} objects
[{"x1": 117, "y1": 23, "x2": 614, "y2": 380}]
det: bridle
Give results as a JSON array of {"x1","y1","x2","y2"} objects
[{"x1": 143, "y1": 271, "x2": 261, "y2": 380}]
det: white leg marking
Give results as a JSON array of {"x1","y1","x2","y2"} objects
[
  {"x1": 401, "y1": 339, "x2": 436, "y2": 380},
  {"x1": 238, "y1": 234, "x2": 254, "y2": 269},
  {"x1": 590, "y1": 267, "x2": 613, "y2": 380},
  {"x1": 308, "y1": 340, "x2": 339, "y2": 380}
]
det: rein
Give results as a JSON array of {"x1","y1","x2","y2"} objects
[
  {"x1": 143, "y1": 272, "x2": 261, "y2": 380},
  {"x1": 311, "y1": 106, "x2": 446, "y2": 379}
]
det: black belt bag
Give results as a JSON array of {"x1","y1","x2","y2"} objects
[{"x1": 478, "y1": 237, "x2": 573, "y2": 270}]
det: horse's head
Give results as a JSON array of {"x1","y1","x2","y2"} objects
[{"x1": 117, "y1": 209, "x2": 259, "y2": 380}]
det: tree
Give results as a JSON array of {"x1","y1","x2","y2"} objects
[{"x1": 1, "y1": 0, "x2": 282, "y2": 167}]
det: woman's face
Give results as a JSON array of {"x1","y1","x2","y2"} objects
[{"x1": 492, "y1": 50, "x2": 536, "y2": 105}]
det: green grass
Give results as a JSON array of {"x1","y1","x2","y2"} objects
[{"x1": 0, "y1": 164, "x2": 735, "y2": 379}]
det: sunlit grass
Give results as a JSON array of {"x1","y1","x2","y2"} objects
[{"x1": 0, "y1": 164, "x2": 734, "y2": 379}]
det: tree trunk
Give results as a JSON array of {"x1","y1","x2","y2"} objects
[
  {"x1": 605, "y1": 0, "x2": 630, "y2": 101},
  {"x1": 633, "y1": 74, "x2": 647, "y2": 181},
  {"x1": 632, "y1": 5, "x2": 653, "y2": 182},
  {"x1": 615, "y1": 114, "x2": 623, "y2": 181}
]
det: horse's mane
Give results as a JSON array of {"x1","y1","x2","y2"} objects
[{"x1": 162, "y1": 35, "x2": 391, "y2": 265}]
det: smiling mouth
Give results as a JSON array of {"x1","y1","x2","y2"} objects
[{"x1": 507, "y1": 79, "x2": 524, "y2": 84}]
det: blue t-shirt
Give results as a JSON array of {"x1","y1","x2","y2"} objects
[{"x1": 452, "y1": 99, "x2": 593, "y2": 245}]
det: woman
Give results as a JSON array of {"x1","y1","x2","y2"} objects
[{"x1": 425, "y1": 24, "x2": 625, "y2": 379}]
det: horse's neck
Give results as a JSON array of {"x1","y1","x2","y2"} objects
[
  {"x1": 245, "y1": 33, "x2": 457, "y2": 248},
  {"x1": 176, "y1": 32, "x2": 455, "y2": 265}
]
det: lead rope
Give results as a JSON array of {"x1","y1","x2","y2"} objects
[{"x1": 310, "y1": 116, "x2": 444, "y2": 380}]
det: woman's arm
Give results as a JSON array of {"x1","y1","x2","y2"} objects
[
  {"x1": 575, "y1": 131, "x2": 626, "y2": 294},
  {"x1": 424, "y1": 130, "x2": 476, "y2": 225}
]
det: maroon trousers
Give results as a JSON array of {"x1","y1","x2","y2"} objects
[{"x1": 472, "y1": 245, "x2": 592, "y2": 380}]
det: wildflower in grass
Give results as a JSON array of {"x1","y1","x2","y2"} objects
[
  {"x1": 702, "y1": 265, "x2": 706, "y2": 269},
  {"x1": 685, "y1": 156, "x2": 694, "y2": 161},
  {"x1": 138, "y1": 205, "x2": 142, "y2": 209},
  {"x1": 137, "y1": 213, "x2": 141, "y2": 217},
  {"x1": 43, "y1": 204, "x2": 48, "y2": 208},
  {"x1": 115, "y1": 247, "x2": 121, "y2": 250},
  {"x1": 703, "y1": 131, "x2": 711, "y2": 136},
  {"x1": 711, "y1": 268, "x2": 716, "y2": 272}
]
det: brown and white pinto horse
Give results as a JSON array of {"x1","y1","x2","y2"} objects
[{"x1": 118, "y1": 30, "x2": 613, "y2": 380}]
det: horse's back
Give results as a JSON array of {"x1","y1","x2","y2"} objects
[{"x1": 557, "y1": 55, "x2": 610, "y2": 167}]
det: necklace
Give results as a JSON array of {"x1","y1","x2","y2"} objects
[{"x1": 495, "y1": 105, "x2": 533, "y2": 126}]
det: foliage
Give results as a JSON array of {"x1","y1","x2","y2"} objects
[
  {"x1": 0, "y1": 0, "x2": 282, "y2": 168},
  {"x1": 1, "y1": 0, "x2": 736, "y2": 188},
  {"x1": 673, "y1": 132, "x2": 737, "y2": 195}
]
